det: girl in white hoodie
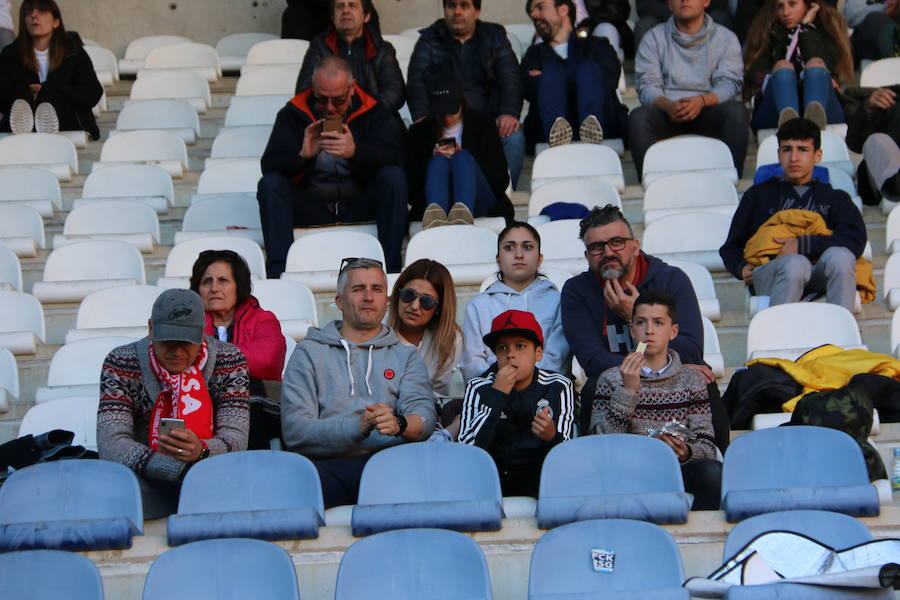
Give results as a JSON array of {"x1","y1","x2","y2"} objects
[{"x1": 461, "y1": 222, "x2": 570, "y2": 380}]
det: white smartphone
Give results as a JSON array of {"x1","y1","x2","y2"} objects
[{"x1": 159, "y1": 417, "x2": 185, "y2": 437}]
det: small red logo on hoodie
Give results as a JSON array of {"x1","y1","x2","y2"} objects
[{"x1": 384, "y1": 369, "x2": 395, "y2": 380}]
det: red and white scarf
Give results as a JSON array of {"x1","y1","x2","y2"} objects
[{"x1": 147, "y1": 340, "x2": 214, "y2": 450}]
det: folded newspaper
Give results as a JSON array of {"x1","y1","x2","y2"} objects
[{"x1": 684, "y1": 531, "x2": 900, "y2": 597}]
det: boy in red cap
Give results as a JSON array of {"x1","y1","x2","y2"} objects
[{"x1": 459, "y1": 309, "x2": 575, "y2": 497}]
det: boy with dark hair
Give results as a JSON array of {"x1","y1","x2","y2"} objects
[
  {"x1": 459, "y1": 309, "x2": 575, "y2": 497},
  {"x1": 592, "y1": 290, "x2": 721, "y2": 510},
  {"x1": 719, "y1": 117, "x2": 867, "y2": 313}
]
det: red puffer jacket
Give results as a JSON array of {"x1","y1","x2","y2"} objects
[{"x1": 204, "y1": 296, "x2": 286, "y2": 382}]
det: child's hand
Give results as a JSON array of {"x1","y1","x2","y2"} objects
[
  {"x1": 492, "y1": 364, "x2": 518, "y2": 394},
  {"x1": 531, "y1": 406, "x2": 556, "y2": 441},
  {"x1": 619, "y1": 352, "x2": 644, "y2": 393},
  {"x1": 802, "y1": 2, "x2": 819, "y2": 24},
  {"x1": 659, "y1": 432, "x2": 692, "y2": 462}
]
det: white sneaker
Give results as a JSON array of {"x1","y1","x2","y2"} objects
[
  {"x1": 447, "y1": 202, "x2": 474, "y2": 226},
  {"x1": 34, "y1": 102, "x2": 59, "y2": 134},
  {"x1": 9, "y1": 99, "x2": 34, "y2": 135},
  {"x1": 422, "y1": 203, "x2": 448, "y2": 229},
  {"x1": 579, "y1": 115, "x2": 604, "y2": 144},
  {"x1": 548, "y1": 117, "x2": 573, "y2": 147}
]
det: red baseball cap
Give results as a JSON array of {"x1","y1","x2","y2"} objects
[{"x1": 482, "y1": 309, "x2": 544, "y2": 350}]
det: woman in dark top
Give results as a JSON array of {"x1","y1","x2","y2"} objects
[
  {"x1": 405, "y1": 74, "x2": 513, "y2": 229},
  {"x1": 0, "y1": 0, "x2": 102, "y2": 139}
]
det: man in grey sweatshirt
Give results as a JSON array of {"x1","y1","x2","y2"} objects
[
  {"x1": 628, "y1": 0, "x2": 748, "y2": 180},
  {"x1": 281, "y1": 258, "x2": 437, "y2": 507}
]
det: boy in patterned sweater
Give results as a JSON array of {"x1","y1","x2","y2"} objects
[{"x1": 591, "y1": 290, "x2": 722, "y2": 510}]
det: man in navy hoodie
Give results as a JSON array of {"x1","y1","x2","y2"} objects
[{"x1": 719, "y1": 118, "x2": 867, "y2": 313}]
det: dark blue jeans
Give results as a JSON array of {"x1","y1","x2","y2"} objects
[
  {"x1": 537, "y1": 58, "x2": 613, "y2": 140},
  {"x1": 424, "y1": 149, "x2": 497, "y2": 217},
  {"x1": 257, "y1": 165, "x2": 407, "y2": 277},
  {"x1": 751, "y1": 66, "x2": 845, "y2": 130}
]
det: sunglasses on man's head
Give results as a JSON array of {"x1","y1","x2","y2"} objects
[
  {"x1": 398, "y1": 288, "x2": 438, "y2": 311},
  {"x1": 339, "y1": 257, "x2": 384, "y2": 273}
]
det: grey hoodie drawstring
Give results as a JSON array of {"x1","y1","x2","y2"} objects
[
  {"x1": 340, "y1": 339, "x2": 356, "y2": 396},
  {"x1": 364, "y1": 345, "x2": 373, "y2": 396},
  {"x1": 504, "y1": 289, "x2": 529, "y2": 312}
]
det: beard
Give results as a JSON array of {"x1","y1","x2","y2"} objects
[
  {"x1": 532, "y1": 18, "x2": 553, "y2": 41},
  {"x1": 596, "y1": 257, "x2": 626, "y2": 281}
]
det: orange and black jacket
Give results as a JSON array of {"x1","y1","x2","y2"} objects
[{"x1": 260, "y1": 82, "x2": 402, "y2": 185}]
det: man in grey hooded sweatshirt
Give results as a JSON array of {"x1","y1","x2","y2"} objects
[
  {"x1": 628, "y1": 0, "x2": 748, "y2": 180},
  {"x1": 281, "y1": 258, "x2": 436, "y2": 507}
]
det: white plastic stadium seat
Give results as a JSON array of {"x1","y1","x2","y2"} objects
[
  {"x1": 282, "y1": 231, "x2": 385, "y2": 292},
  {"x1": 381, "y1": 34, "x2": 417, "y2": 61},
  {"x1": 826, "y1": 166, "x2": 863, "y2": 211},
  {"x1": 94, "y1": 130, "x2": 189, "y2": 178},
  {"x1": 205, "y1": 126, "x2": 271, "y2": 168},
  {"x1": 404, "y1": 225, "x2": 497, "y2": 285},
  {"x1": 756, "y1": 130, "x2": 854, "y2": 177},
  {"x1": 54, "y1": 201, "x2": 160, "y2": 253},
  {"x1": 884, "y1": 252, "x2": 900, "y2": 311},
  {"x1": 746, "y1": 303, "x2": 864, "y2": 361},
  {"x1": 119, "y1": 35, "x2": 192, "y2": 75},
  {"x1": 400, "y1": 27, "x2": 423, "y2": 39},
  {"x1": 0, "y1": 347, "x2": 18, "y2": 410},
  {"x1": 74, "y1": 163, "x2": 174, "y2": 214},
  {"x1": 0, "y1": 205, "x2": 45, "y2": 258},
  {"x1": 113, "y1": 99, "x2": 201, "y2": 144},
  {"x1": 860, "y1": 57, "x2": 900, "y2": 87},
  {"x1": 129, "y1": 70, "x2": 211, "y2": 113},
  {"x1": 892, "y1": 309, "x2": 900, "y2": 358},
  {"x1": 217, "y1": 32, "x2": 279, "y2": 72},
  {"x1": 242, "y1": 39, "x2": 309, "y2": 73},
  {"x1": 35, "y1": 336, "x2": 137, "y2": 403},
  {"x1": 157, "y1": 237, "x2": 266, "y2": 289},
  {"x1": 66, "y1": 285, "x2": 165, "y2": 344},
  {"x1": 223, "y1": 94, "x2": 290, "y2": 129},
  {"x1": 641, "y1": 212, "x2": 731, "y2": 272},
  {"x1": 666, "y1": 260, "x2": 721, "y2": 321},
  {"x1": 536, "y1": 220, "x2": 587, "y2": 273},
  {"x1": 0, "y1": 166, "x2": 62, "y2": 216},
  {"x1": 32, "y1": 240, "x2": 146, "y2": 304},
  {"x1": 531, "y1": 143, "x2": 625, "y2": 193},
  {"x1": 0, "y1": 248, "x2": 22, "y2": 291},
  {"x1": 0, "y1": 133, "x2": 78, "y2": 181},
  {"x1": 140, "y1": 42, "x2": 221, "y2": 82},
  {"x1": 251, "y1": 279, "x2": 318, "y2": 341},
  {"x1": 0, "y1": 291, "x2": 45, "y2": 354},
  {"x1": 701, "y1": 316, "x2": 725, "y2": 378},
  {"x1": 643, "y1": 173, "x2": 738, "y2": 225},
  {"x1": 504, "y1": 23, "x2": 536, "y2": 50},
  {"x1": 192, "y1": 159, "x2": 262, "y2": 200},
  {"x1": 19, "y1": 396, "x2": 100, "y2": 449},
  {"x1": 528, "y1": 179, "x2": 621, "y2": 217},
  {"x1": 83, "y1": 45, "x2": 119, "y2": 86},
  {"x1": 235, "y1": 66, "x2": 300, "y2": 96},
  {"x1": 885, "y1": 205, "x2": 900, "y2": 255},
  {"x1": 174, "y1": 195, "x2": 263, "y2": 246},
  {"x1": 641, "y1": 135, "x2": 738, "y2": 188}
]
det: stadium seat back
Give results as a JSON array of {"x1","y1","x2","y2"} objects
[
  {"x1": 0, "y1": 133, "x2": 78, "y2": 181},
  {"x1": 860, "y1": 57, "x2": 900, "y2": 87},
  {"x1": 46, "y1": 336, "x2": 136, "y2": 387},
  {"x1": 84, "y1": 44, "x2": 119, "y2": 85},
  {"x1": 40, "y1": 240, "x2": 146, "y2": 284},
  {"x1": 164, "y1": 236, "x2": 266, "y2": 279},
  {"x1": 0, "y1": 347, "x2": 19, "y2": 399},
  {"x1": 381, "y1": 34, "x2": 417, "y2": 61},
  {"x1": 142, "y1": 42, "x2": 221, "y2": 81},
  {"x1": 723, "y1": 510, "x2": 874, "y2": 559},
  {"x1": 209, "y1": 125, "x2": 271, "y2": 160},
  {"x1": 643, "y1": 172, "x2": 738, "y2": 224},
  {"x1": 0, "y1": 166, "x2": 62, "y2": 215},
  {"x1": 224, "y1": 94, "x2": 290, "y2": 127},
  {"x1": 642, "y1": 135, "x2": 738, "y2": 187},
  {"x1": 196, "y1": 158, "x2": 262, "y2": 195},
  {"x1": 62, "y1": 200, "x2": 160, "y2": 242},
  {"x1": 745, "y1": 303, "x2": 862, "y2": 360},
  {"x1": 235, "y1": 65, "x2": 299, "y2": 96},
  {"x1": 74, "y1": 285, "x2": 165, "y2": 331},
  {"x1": 129, "y1": 70, "x2": 211, "y2": 110},
  {"x1": 0, "y1": 550, "x2": 105, "y2": 600},
  {"x1": 82, "y1": 163, "x2": 174, "y2": 206},
  {"x1": 251, "y1": 279, "x2": 318, "y2": 340},
  {"x1": 98, "y1": 130, "x2": 188, "y2": 170},
  {"x1": 0, "y1": 204, "x2": 46, "y2": 249},
  {"x1": 0, "y1": 290, "x2": 45, "y2": 342},
  {"x1": 216, "y1": 32, "x2": 279, "y2": 71},
  {"x1": 115, "y1": 99, "x2": 200, "y2": 139},
  {"x1": 641, "y1": 212, "x2": 730, "y2": 271},
  {"x1": 666, "y1": 259, "x2": 721, "y2": 321},
  {"x1": 244, "y1": 38, "x2": 309, "y2": 66},
  {"x1": 19, "y1": 396, "x2": 100, "y2": 450},
  {"x1": 531, "y1": 143, "x2": 624, "y2": 193},
  {"x1": 0, "y1": 247, "x2": 22, "y2": 291},
  {"x1": 528, "y1": 178, "x2": 621, "y2": 216}
]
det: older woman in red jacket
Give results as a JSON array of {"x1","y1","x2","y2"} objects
[{"x1": 190, "y1": 250, "x2": 287, "y2": 449}]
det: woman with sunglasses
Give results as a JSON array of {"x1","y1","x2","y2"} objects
[
  {"x1": 389, "y1": 259, "x2": 462, "y2": 400},
  {"x1": 461, "y1": 222, "x2": 570, "y2": 380}
]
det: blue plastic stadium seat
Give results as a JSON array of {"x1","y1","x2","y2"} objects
[
  {"x1": 0, "y1": 549, "x2": 104, "y2": 599},
  {"x1": 529, "y1": 519, "x2": 689, "y2": 599},
  {"x1": 721, "y1": 427, "x2": 880, "y2": 523},
  {"x1": 167, "y1": 450, "x2": 324, "y2": 546},
  {"x1": 351, "y1": 442, "x2": 504, "y2": 537},
  {"x1": 726, "y1": 585, "x2": 891, "y2": 599},
  {"x1": 142, "y1": 538, "x2": 300, "y2": 600},
  {"x1": 536, "y1": 435, "x2": 690, "y2": 530},
  {"x1": 335, "y1": 528, "x2": 493, "y2": 600},
  {"x1": 0, "y1": 460, "x2": 143, "y2": 552}
]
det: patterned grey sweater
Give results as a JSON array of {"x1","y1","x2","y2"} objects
[
  {"x1": 591, "y1": 350, "x2": 716, "y2": 462},
  {"x1": 97, "y1": 337, "x2": 250, "y2": 482}
]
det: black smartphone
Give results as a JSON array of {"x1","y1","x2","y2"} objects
[{"x1": 436, "y1": 136, "x2": 456, "y2": 147}]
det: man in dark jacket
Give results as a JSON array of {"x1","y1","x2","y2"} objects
[
  {"x1": 257, "y1": 56, "x2": 407, "y2": 277},
  {"x1": 407, "y1": 0, "x2": 526, "y2": 188},
  {"x1": 295, "y1": 0, "x2": 404, "y2": 113},
  {"x1": 522, "y1": 0, "x2": 627, "y2": 146},
  {"x1": 719, "y1": 118, "x2": 867, "y2": 314}
]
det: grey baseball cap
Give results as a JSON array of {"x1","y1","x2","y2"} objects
[{"x1": 150, "y1": 289, "x2": 205, "y2": 344}]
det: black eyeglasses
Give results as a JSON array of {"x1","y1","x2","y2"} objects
[
  {"x1": 398, "y1": 288, "x2": 438, "y2": 310},
  {"x1": 339, "y1": 257, "x2": 384, "y2": 273},
  {"x1": 585, "y1": 237, "x2": 634, "y2": 255},
  {"x1": 314, "y1": 89, "x2": 352, "y2": 108}
]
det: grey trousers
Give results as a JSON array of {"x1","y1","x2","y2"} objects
[
  {"x1": 751, "y1": 246, "x2": 857, "y2": 313},
  {"x1": 863, "y1": 133, "x2": 900, "y2": 203}
]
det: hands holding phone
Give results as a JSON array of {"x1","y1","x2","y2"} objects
[
  {"x1": 300, "y1": 119, "x2": 356, "y2": 160},
  {"x1": 158, "y1": 427, "x2": 203, "y2": 462},
  {"x1": 433, "y1": 137, "x2": 459, "y2": 158}
]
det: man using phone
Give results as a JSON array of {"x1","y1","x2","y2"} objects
[
  {"x1": 97, "y1": 289, "x2": 250, "y2": 518},
  {"x1": 258, "y1": 56, "x2": 407, "y2": 277}
]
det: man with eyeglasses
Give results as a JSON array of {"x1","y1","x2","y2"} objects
[
  {"x1": 258, "y1": 56, "x2": 407, "y2": 277},
  {"x1": 281, "y1": 258, "x2": 436, "y2": 508},
  {"x1": 560, "y1": 205, "x2": 713, "y2": 434}
]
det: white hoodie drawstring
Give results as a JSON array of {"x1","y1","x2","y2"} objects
[
  {"x1": 365, "y1": 345, "x2": 373, "y2": 396},
  {"x1": 340, "y1": 339, "x2": 356, "y2": 396}
]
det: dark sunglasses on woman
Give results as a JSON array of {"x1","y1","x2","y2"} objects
[{"x1": 398, "y1": 287, "x2": 438, "y2": 311}]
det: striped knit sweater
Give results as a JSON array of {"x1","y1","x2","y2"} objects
[
  {"x1": 591, "y1": 350, "x2": 716, "y2": 462},
  {"x1": 97, "y1": 337, "x2": 250, "y2": 482}
]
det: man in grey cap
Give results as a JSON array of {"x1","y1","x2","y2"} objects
[{"x1": 98, "y1": 288, "x2": 250, "y2": 518}]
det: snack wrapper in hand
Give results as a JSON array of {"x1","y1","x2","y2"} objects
[{"x1": 646, "y1": 421, "x2": 697, "y2": 443}]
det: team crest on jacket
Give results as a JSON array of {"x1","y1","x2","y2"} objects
[
  {"x1": 383, "y1": 369, "x2": 395, "y2": 380},
  {"x1": 536, "y1": 398, "x2": 552, "y2": 419}
]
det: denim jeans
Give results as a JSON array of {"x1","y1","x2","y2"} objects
[
  {"x1": 750, "y1": 66, "x2": 845, "y2": 130},
  {"x1": 537, "y1": 57, "x2": 616, "y2": 140},
  {"x1": 425, "y1": 149, "x2": 498, "y2": 217},
  {"x1": 501, "y1": 129, "x2": 525, "y2": 190}
]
